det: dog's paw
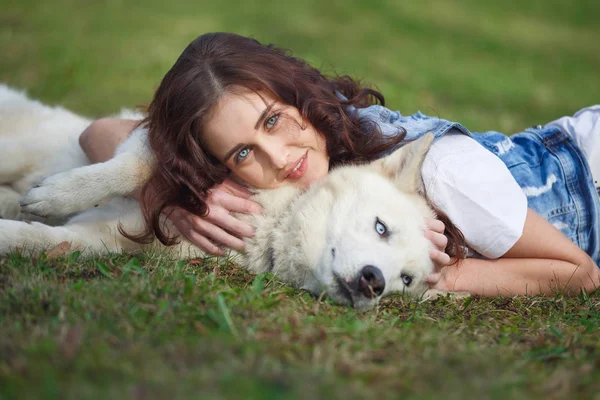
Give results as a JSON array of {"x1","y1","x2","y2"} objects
[
  {"x1": 0, "y1": 199, "x2": 21, "y2": 220},
  {"x1": 0, "y1": 186, "x2": 22, "y2": 220},
  {"x1": 20, "y1": 172, "x2": 89, "y2": 217}
]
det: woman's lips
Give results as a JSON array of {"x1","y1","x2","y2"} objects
[{"x1": 285, "y1": 151, "x2": 309, "y2": 180}]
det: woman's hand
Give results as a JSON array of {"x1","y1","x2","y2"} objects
[
  {"x1": 427, "y1": 210, "x2": 600, "y2": 296},
  {"x1": 168, "y1": 178, "x2": 262, "y2": 256},
  {"x1": 424, "y1": 218, "x2": 451, "y2": 267},
  {"x1": 424, "y1": 218, "x2": 452, "y2": 290},
  {"x1": 425, "y1": 263, "x2": 454, "y2": 291}
]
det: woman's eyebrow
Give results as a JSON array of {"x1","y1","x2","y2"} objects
[
  {"x1": 254, "y1": 102, "x2": 275, "y2": 130},
  {"x1": 223, "y1": 143, "x2": 246, "y2": 163}
]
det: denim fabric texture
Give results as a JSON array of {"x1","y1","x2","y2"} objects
[{"x1": 351, "y1": 103, "x2": 600, "y2": 265}]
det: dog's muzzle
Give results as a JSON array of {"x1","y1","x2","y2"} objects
[
  {"x1": 357, "y1": 265, "x2": 385, "y2": 298},
  {"x1": 334, "y1": 265, "x2": 386, "y2": 306}
]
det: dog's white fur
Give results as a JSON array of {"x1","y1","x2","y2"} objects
[{"x1": 0, "y1": 84, "x2": 442, "y2": 309}]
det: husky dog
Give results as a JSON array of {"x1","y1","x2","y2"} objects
[{"x1": 0, "y1": 85, "x2": 441, "y2": 309}]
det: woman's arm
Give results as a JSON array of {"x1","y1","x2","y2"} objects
[
  {"x1": 79, "y1": 118, "x2": 139, "y2": 163},
  {"x1": 428, "y1": 209, "x2": 600, "y2": 296}
]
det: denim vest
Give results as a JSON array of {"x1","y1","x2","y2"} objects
[{"x1": 351, "y1": 104, "x2": 600, "y2": 265}]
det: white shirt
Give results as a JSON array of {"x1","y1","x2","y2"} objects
[{"x1": 421, "y1": 132, "x2": 528, "y2": 258}]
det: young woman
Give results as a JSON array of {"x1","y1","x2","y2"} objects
[{"x1": 79, "y1": 32, "x2": 600, "y2": 297}]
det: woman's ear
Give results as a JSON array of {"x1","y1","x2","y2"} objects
[{"x1": 370, "y1": 133, "x2": 434, "y2": 193}]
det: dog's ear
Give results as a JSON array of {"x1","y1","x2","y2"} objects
[{"x1": 371, "y1": 133, "x2": 434, "y2": 193}]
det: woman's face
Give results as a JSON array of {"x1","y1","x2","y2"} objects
[{"x1": 202, "y1": 90, "x2": 330, "y2": 189}]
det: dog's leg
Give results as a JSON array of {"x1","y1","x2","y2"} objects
[
  {"x1": 20, "y1": 152, "x2": 153, "y2": 218},
  {"x1": 20, "y1": 127, "x2": 153, "y2": 218},
  {"x1": 1, "y1": 198, "x2": 208, "y2": 258},
  {"x1": 0, "y1": 219, "x2": 91, "y2": 256},
  {"x1": 0, "y1": 185, "x2": 22, "y2": 220},
  {"x1": 0, "y1": 139, "x2": 31, "y2": 184},
  {"x1": 0, "y1": 202, "x2": 140, "y2": 256}
]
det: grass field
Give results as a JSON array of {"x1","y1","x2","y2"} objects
[{"x1": 1, "y1": 0, "x2": 600, "y2": 398}]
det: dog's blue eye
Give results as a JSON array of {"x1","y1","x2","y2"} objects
[
  {"x1": 375, "y1": 218, "x2": 387, "y2": 236},
  {"x1": 401, "y1": 273, "x2": 413, "y2": 286}
]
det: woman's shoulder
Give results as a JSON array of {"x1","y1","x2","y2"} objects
[
  {"x1": 353, "y1": 104, "x2": 473, "y2": 142},
  {"x1": 424, "y1": 131, "x2": 495, "y2": 168}
]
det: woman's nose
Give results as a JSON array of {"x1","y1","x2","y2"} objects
[{"x1": 261, "y1": 140, "x2": 288, "y2": 170}]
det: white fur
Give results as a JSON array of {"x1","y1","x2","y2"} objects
[{"x1": 0, "y1": 84, "x2": 444, "y2": 309}]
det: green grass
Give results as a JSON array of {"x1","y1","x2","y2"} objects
[
  {"x1": 2, "y1": 252, "x2": 600, "y2": 399},
  {"x1": 1, "y1": 0, "x2": 600, "y2": 398}
]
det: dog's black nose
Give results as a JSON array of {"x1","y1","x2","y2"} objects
[{"x1": 357, "y1": 265, "x2": 385, "y2": 298}]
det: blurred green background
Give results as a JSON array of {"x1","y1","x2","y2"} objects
[{"x1": 2, "y1": 0, "x2": 599, "y2": 134}]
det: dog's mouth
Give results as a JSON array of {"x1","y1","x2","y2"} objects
[
  {"x1": 331, "y1": 272, "x2": 383, "y2": 310},
  {"x1": 333, "y1": 273, "x2": 354, "y2": 307}
]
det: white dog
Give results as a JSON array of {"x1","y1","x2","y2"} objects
[{"x1": 0, "y1": 84, "x2": 441, "y2": 309}]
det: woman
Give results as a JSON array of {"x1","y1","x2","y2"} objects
[{"x1": 79, "y1": 32, "x2": 600, "y2": 296}]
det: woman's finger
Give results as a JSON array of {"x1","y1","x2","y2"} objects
[
  {"x1": 204, "y1": 210, "x2": 255, "y2": 238},
  {"x1": 424, "y1": 229, "x2": 448, "y2": 252},
  {"x1": 185, "y1": 230, "x2": 226, "y2": 256},
  {"x1": 429, "y1": 248, "x2": 451, "y2": 267},
  {"x1": 424, "y1": 218, "x2": 445, "y2": 234},
  {"x1": 211, "y1": 190, "x2": 262, "y2": 215},
  {"x1": 169, "y1": 206, "x2": 245, "y2": 252},
  {"x1": 168, "y1": 212, "x2": 226, "y2": 256},
  {"x1": 426, "y1": 272, "x2": 441, "y2": 285},
  {"x1": 168, "y1": 208, "x2": 193, "y2": 234},
  {"x1": 218, "y1": 178, "x2": 254, "y2": 199},
  {"x1": 188, "y1": 215, "x2": 246, "y2": 251}
]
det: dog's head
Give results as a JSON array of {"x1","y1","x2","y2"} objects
[{"x1": 262, "y1": 134, "x2": 436, "y2": 310}]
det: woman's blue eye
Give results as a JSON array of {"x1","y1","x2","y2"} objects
[
  {"x1": 236, "y1": 147, "x2": 251, "y2": 162},
  {"x1": 265, "y1": 114, "x2": 279, "y2": 130},
  {"x1": 375, "y1": 218, "x2": 388, "y2": 236}
]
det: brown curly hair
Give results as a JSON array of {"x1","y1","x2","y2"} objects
[{"x1": 129, "y1": 32, "x2": 465, "y2": 259}]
